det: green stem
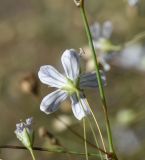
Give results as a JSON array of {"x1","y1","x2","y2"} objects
[
  {"x1": 80, "y1": 4, "x2": 116, "y2": 157},
  {"x1": 88, "y1": 119, "x2": 103, "y2": 160},
  {"x1": 76, "y1": 92, "x2": 105, "y2": 160},
  {"x1": 125, "y1": 31, "x2": 145, "y2": 47},
  {"x1": 29, "y1": 148, "x2": 36, "y2": 160},
  {"x1": 54, "y1": 114, "x2": 108, "y2": 155},
  {"x1": 0, "y1": 145, "x2": 105, "y2": 158},
  {"x1": 83, "y1": 118, "x2": 89, "y2": 160}
]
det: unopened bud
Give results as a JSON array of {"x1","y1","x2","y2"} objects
[{"x1": 15, "y1": 117, "x2": 34, "y2": 149}]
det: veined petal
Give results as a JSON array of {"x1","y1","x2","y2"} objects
[
  {"x1": 61, "y1": 49, "x2": 80, "y2": 81},
  {"x1": 40, "y1": 89, "x2": 68, "y2": 114},
  {"x1": 38, "y1": 65, "x2": 67, "y2": 88},
  {"x1": 70, "y1": 93, "x2": 90, "y2": 120},
  {"x1": 79, "y1": 71, "x2": 106, "y2": 88}
]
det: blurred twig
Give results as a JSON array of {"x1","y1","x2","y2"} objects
[
  {"x1": 0, "y1": 145, "x2": 105, "y2": 158},
  {"x1": 125, "y1": 31, "x2": 145, "y2": 47}
]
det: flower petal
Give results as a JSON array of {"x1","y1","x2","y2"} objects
[
  {"x1": 70, "y1": 93, "x2": 90, "y2": 120},
  {"x1": 38, "y1": 65, "x2": 67, "y2": 88},
  {"x1": 90, "y1": 22, "x2": 101, "y2": 41},
  {"x1": 128, "y1": 0, "x2": 139, "y2": 6},
  {"x1": 61, "y1": 49, "x2": 80, "y2": 81},
  {"x1": 40, "y1": 89, "x2": 68, "y2": 114},
  {"x1": 80, "y1": 71, "x2": 106, "y2": 88},
  {"x1": 102, "y1": 21, "x2": 113, "y2": 39}
]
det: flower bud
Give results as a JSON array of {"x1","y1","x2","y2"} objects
[{"x1": 15, "y1": 118, "x2": 34, "y2": 149}]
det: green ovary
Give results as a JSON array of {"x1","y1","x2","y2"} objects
[
  {"x1": 62, "y1": 78, "x2": 79, "y2": 95},
  {"x1": 98, "y1": 38, "x2": 121, "y2": 52}
]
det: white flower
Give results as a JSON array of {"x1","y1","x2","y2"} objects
[
  {"x1": 90, "y1": 21, "x2": 121, "y2": 53},
  {"x1": 127, "y1": 0, "x2": 139, "y2": 6},
  {"x1": 91, "y1": 21, "x2": 113, "y2": 49},
  {"x1": 15, "y1": 117, "x2": 34, "y2": 149},
  {"x1": 38, "y1": 49, "x2": 106, "y2": 120},
  {"x1": 113, "y1": 43, "x2": 145, "y2": 71},
  {"x1": 90, "y1": 21, "x2": 121, "y2": 71}
]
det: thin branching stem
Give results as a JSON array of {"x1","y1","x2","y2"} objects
[
  {"x1": 84, "y1": 98, "x2": 107, "y2": 153},
  {"x1": 76, "y1": 92, "x2": 107, "y2": 160},
  {"x1": 54, "y1": 114, "x2": 109, "y2": 155},
  {"x1": 88, "y1": 119, "x2": 103, "y2": 160},
  {"x1": 76, "y1": 92, "x2": 107, "y2": 153},
  {"x1": 125, "y1": 31, "x2": 145, "y2": 47},
  {"x1": 0, "y1": 145, "x2": 105, "y2": 158},
  {"x1": 83, "y1": 118, "x2": 89, "y2": 160},
  {"x1": 29, "y1": 148, "x2": 36, "y2": 160}
]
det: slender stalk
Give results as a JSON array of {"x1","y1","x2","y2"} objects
[
  {"x1": 88, "y1": 118, "x2": 103, "y2": 160},
  {"x1": 0, "y1": 145, "x2": 105, "y2": 158},
  {"x1": 54, "y1": 114, "x2": 109, "y2": 155},
  {"x1": 76, "y1": 92, "x2": 104, "y2": 159},
  {"x1": 125, "y1": 31, "x2": 145, "y2": 47},
  {"x1": 79, "y1": 3, "x2": 117, "y2": 158},
  {"x1": 83, "y1": 118, "x2": 89, "y2": 160},
  {"x1": 29, "y1": 148, "x2": 36, "y2": 160},
  {"x1": 85, "y1": 98, "x2": 107, "y2": 153},
  {"x1": 76, "y1": 92, "x2": 107, "y2": 154}
]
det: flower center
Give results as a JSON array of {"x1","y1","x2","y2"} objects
[
  {"x1": 97, "y1": 38, "x2": 121, "y2": 52},
  {"x1": 62, "y1": 78, "x2": 79, "y2": 95}
]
